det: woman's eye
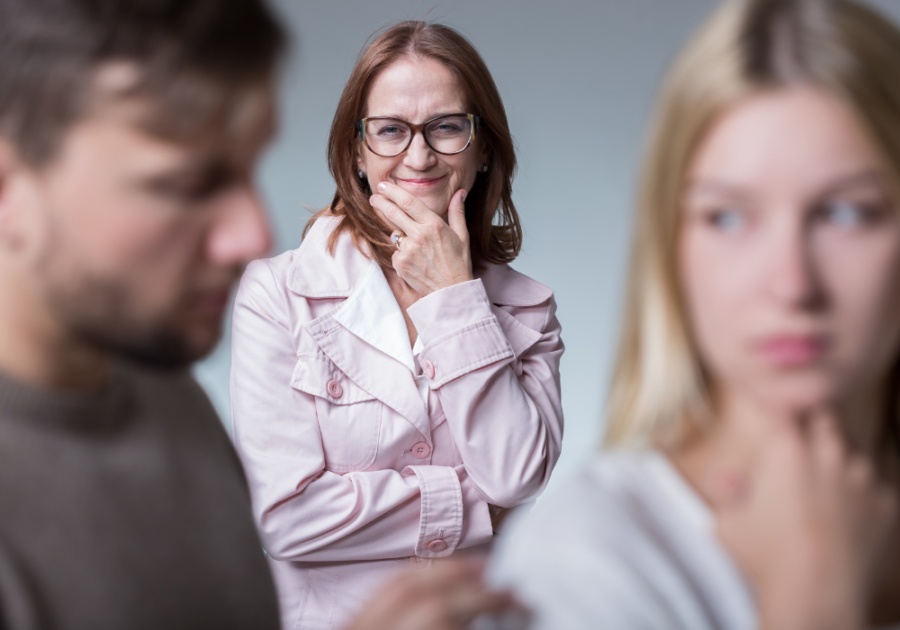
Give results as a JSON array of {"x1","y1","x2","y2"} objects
[
  {"x1": 373, "y1": 124, "x2": 409, "y2": 139},
  {"x1": 705, "y1": 209, "x2": 746, "y2": 233},
  {"x1": 818, "y1": 201, "x2": 877, "y2": 228}
]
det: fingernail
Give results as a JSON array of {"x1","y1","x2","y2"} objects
[
  {"x1": 461, "y1": 190, "x2": 467, "y2": 203},
  {"x1": 377, "y1": 182, "x2": 387, "y2": 192}
]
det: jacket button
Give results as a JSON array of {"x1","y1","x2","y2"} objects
[
  {"x1": 411, "y1": 442, "x2": 431, "y2": 459},
  {"x1": 410, "y1": 556, "x2": 429, "y2": 569},
  {"x1": 326, "y1": 380, "x2": 343, "y2": 398},
  {"x1": 427, "y1": 539, "x2": 447, "y2": 553},
  {"x1": 423, "y1": 360, "x2": 435, "y2": 379}
]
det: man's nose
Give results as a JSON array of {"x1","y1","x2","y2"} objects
[{"x1": 206, "y1": 183, "x2": 272, "y2": 267}]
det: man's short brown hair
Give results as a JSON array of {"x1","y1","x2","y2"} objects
[{"x1": 0, "y1": 0, "x2": 287, "y2": 165}]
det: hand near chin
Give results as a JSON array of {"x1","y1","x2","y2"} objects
[
  {"x1": 712, "y1": 410, "x2": 897, "y2": 630},
  {"x1": 370, "y1": 182, "x2": 473, "y2": 296}
]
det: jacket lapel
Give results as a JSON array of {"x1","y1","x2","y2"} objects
[
  {"x1": 289, "y1": 217, "x2": 431, "y2": 439},
  {"x1": 305, "y1": 315, "x2": 432, "y2": 439}
]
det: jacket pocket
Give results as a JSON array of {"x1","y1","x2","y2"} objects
[
  {"x1": 291, "y1": 352, "x2": 382, "y2": 474},
  {"x1": 293, "y1": 569, "x2": 338, "y2": 630}
]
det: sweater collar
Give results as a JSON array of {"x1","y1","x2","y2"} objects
[{"x1": 0, "y1": 364, "x2": 132, "y2": 431}]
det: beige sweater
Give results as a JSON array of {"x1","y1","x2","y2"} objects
[{"x1": 0, "y1": 364, "x2": 279, "y2": 630}]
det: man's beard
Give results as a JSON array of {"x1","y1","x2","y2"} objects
[
  {"x1": 47, "y1": 274, "x2": 219, "y2": 370},
  {"x1": 33, "y1": 221, "x2": 229, "y2": 371},
  {"x1": 76, "y1": 316, "x2": 212, "y2": 370}
]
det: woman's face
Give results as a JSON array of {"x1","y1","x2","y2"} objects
[
  {"x1": 680, "y1": 87, "x2": 900, "y2": 415},
  {"x1": 356, "y1": 56, "x2": 486, "y2": 220}
]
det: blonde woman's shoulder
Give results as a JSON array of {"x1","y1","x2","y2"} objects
[{"x1": 489, "y1": 450, "x2": 755, "y2": 630}]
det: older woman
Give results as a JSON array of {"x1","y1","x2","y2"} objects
[
  {"x1": 493, "y1": 1, "x2": 900, "y2": 629},
  {"x1": 230, "y1": 21, "x2": 564, "y2": 630}
]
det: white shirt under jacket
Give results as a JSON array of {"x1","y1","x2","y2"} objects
[{"x1": 230, "y1": 216, "x2": 564, "y2": 630}]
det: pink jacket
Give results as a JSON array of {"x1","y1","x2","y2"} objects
[{"x1": 230, "y1": 216, "x2": 564, "y2": 630}]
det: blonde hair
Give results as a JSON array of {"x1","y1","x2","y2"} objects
[{"x1": 604, "y1": 0, "x2": 900, "y2": 450}]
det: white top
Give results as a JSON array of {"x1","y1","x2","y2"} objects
[
  {"x1": 491, "y1": 451, "x2": 756, "y2": 630},
  {"x1": 490, "y1": 451, "x2": 900, "y2": 630},
  {"x1": 331, "y1": 260, "x2": 428, "y2": 409}
]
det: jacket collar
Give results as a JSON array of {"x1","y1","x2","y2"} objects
[
  {"x1": 288, "y1": 215, "x2": 553, "y2": 308},
  {"x1": 331, "y1": 260, "x2": 419, "y2": 374},
  {"x1": 287, "y1": 216, "x2": 369, "y2": 299}
]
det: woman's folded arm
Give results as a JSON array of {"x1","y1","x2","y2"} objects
[
  {"x1": 229, "y1": 259, "x2": 493, "y2": 563},
  {"x1": 407, "y1": 279, "x2": 564, "y2": 508}
]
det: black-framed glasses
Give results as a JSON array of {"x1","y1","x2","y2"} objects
[{"x1": 357, "y1": 113, "x2": 481, "y2": 157}]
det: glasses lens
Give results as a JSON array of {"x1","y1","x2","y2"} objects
[
  {"x1": 365, "y1": 119, "x2": 411, "y2": 156},
  {"x1": 425, "y1": 116, "x2": 472, "y2": 154}
]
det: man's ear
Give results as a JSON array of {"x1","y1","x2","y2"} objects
[{"x1": 0, "y1": 137, "x2": 29, "y2": 251}]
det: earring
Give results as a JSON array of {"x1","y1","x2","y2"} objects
[
  {"x1": 358, "y1": 169, "x2": 366, "y2": 180},
  {"x1": 480, "y1": 163, "x2": 488, "y2": 173}
]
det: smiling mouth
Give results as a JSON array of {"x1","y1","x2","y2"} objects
[{"x1": 397, "y1": 175, "x2": 447, "y2": 187}]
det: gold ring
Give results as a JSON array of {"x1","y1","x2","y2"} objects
[{"x1": 392, "y1": 233, "x2": 405, "y2": 250}]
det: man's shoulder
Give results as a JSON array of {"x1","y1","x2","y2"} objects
[
  {"x1": 125, "y1": 365, "x2": 216, "y2": 415},
  {"x1": 0, "y1": 533, "x2": 46, "y2": 630},
  {"x1": 123, "y1": 364, "x2": 230, "y2": 442}
]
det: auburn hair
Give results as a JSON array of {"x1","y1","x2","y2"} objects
[{"x1": 305, "y1": 21, "x2": 522, "y2": 269}]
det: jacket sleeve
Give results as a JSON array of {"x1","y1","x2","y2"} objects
[
  {"x1": 229, "y1": 259, "x2": 492, "y2": 563},
  {"x1": 407, "y1": 279, "x2": 564, "y2": 508}
]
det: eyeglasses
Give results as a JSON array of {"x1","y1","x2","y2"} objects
[{"x1": 357, "y1": 113, "x2": 481, "y2": 157}]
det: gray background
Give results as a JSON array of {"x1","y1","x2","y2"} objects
[{"x1": 194, "y1": 0, "x2": 900, "y2": 497}]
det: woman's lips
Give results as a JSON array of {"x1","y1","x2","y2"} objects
[
  {"x1": 757, "y1": 335, "x2": 828, "y2": 367},
  {"x1": 396, "y1": 175, "x2": 448, "y2": 188}
]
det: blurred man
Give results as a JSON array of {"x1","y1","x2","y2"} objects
[
  {"x1": 0, "y1": 1, "x2": 518, "y2": 629},
  {"x1": 0, "y1": 0, "x2": 284, "y2": 627}
]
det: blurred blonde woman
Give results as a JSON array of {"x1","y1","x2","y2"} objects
[{"x1": 492, "y1": 1, "x2": 900, "y2": 628}]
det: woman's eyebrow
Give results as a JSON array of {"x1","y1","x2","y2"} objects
[
  {"x1": 816, "y1": 169, "x2": 887, "y2": 197},
  {"x1": 367, "y1": 111, "x2": 465, "y2": 123},
  {"x1": 683, "y1": 179, "x2": 756, "y2": 201},
  {"x1": 684, "y1": 170, "x2": 889, "y2": 201}
]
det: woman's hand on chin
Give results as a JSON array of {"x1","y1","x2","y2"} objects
[
  {"x1": 712, "y1": 410, "x2": 898, "y2": 630},
  {"x1": 370, "y1": 182, "x2": 473, "y2": 296}
]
